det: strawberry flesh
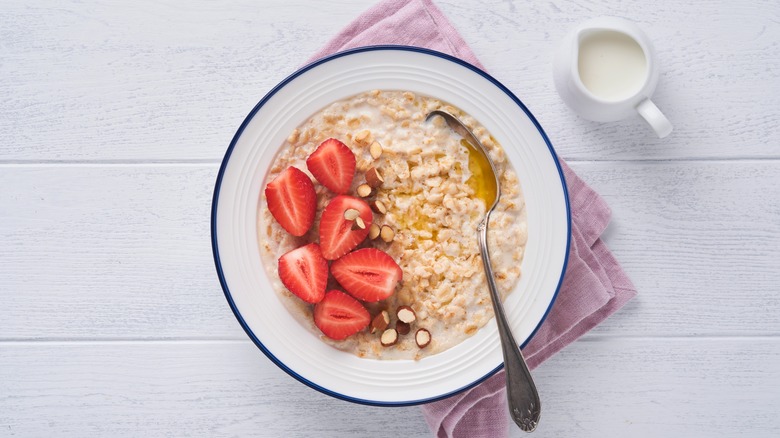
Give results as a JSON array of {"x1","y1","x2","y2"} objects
[
  {"x1": 314, "y1": 290, "x2": 370, "y2": 340},
  {"x1": 331, "y1": 248, "x2": 403, "y2": 302},
  {"x1": 318, "y1": 196, "x2": 373, "y2": 260},
  {"x1": 278, "y1": 243, "x2": 328, "y2": 304},
  {"x1": 265, "y1": 166, "x2": 317, "y2": 237},
  {"x1": 306, "y1": 138, "x2": 356, "y2": 194}
]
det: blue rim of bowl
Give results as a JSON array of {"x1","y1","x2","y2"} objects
[{"x1": 211, "y1": 45, "x2": 571, "y2": 407}]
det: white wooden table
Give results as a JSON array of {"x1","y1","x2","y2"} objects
[{"x1": 2, "y1": 1, "x2": 779, "y2": 436}]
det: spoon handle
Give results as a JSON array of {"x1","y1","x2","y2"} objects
[{"x1": 478, "y1": 214, "x2": 541, "y2": 432}]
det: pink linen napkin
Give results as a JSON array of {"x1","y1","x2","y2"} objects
[{"x1": 306, "y1": 1, "x2": 637, "y2": 436}]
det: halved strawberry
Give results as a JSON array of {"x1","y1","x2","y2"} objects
[
  {"x1": 278, "y1": 243, "x2": 328, "y2": 304},
  {"x1": 331, "y1": 248, "x2": 403, "y2": 302},
  {"x1": 265, "y1": 166, "x2": 317, "y2": 236},
  {"x1": 313, "y1": 290, "x2": 370, "y2": 340},
  {"x1": 306, "y1": 138, "x2": 356, "y2": 194},
  {"x1": 318, "y1": 195, "x2": 373, "y2": 260}
]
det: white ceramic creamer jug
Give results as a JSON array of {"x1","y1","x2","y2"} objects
[{"x1": 553, "y1": 17, "x2": 673, "y2": 138}]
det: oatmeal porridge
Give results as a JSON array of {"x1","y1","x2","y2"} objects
[{"x1": 258, "y1": 90, "x2": 527, "y2": 360}]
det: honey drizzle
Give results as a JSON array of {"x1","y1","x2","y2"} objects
[{"x1": 461, "y1": 139, "x2": 497, "y2": 207}]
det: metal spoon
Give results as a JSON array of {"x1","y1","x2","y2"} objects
[{"x1": 426, "y1": 110, "x2": 541, "y2": 432}]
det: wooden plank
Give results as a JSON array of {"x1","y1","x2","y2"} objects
[
  {"x1": 1, "y1": 161, "x2": 778, "y2": 339},
  {"x1": 1, "y1": 0, "x2": 778, "y2": 161},
  {"x1": 524, "y1": 337, "x2": 780, "y2": 437},
  {"x1": 0, "y1": 0, "x2": 364, "y2": 162},
  {"x1": 570, "y1": 160, "x2": 780, "y2": 337},
  {"x1": 0, "y1": 340, "x2": 430, "y2": 437},
  {"x1": 0, "y1": 338, "x2": 777, "y2": 437},
  {"x1": 0, "y1": 164, "x2": 242, "y2": 339}
]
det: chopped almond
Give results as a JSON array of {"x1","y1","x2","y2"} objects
[
  {"x1": 365, "y1": 167, "x2": 384, "y2": 188},
  {"x1": 397, "y1": 305, "x2": 416, "y2": 323},
  {"x1": 368, "y1": 223, "x2": 381, "y2": 240},
  {"x1": 369, "y1": 199, "x2": 387, "y2": 214},
  {"x1": 370, "y1": 310, "x2": 390, "y2": 334},
  {"x1": 415, "y1": 328, "x2": 431, "y2": 348},
  {"x1": 380, "y1": 225, "x2": 395, "y2": 243},
  {"x1": 343, "y1": 208, "x2": 361, "y2": 221},
  {"x1": 354, "y1": 129, "x2": 372, "y2": 146},
  {"x1": 396, "y1": 320, "x2": 410, "y2": 336},
  {"x1": 380, "y1": 328, "x2": 398, "y2": 346},
  {"x1": 351, "y1": 216, "x2": 366, "y2": 230},
  {"x1": 356, "y1": 184, "x2": 373, "y2": 198},
  {"x1": 369, "y1": 142, "x2": 383, "y2": 160}
]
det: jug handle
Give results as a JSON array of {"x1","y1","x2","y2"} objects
[{"x1": 636, "y1": 98, "x2": 673, "y2": 138}]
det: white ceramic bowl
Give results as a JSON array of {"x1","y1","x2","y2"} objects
[{"x1": 211, "y1": 46, "x2": 570, "y2": 406}]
